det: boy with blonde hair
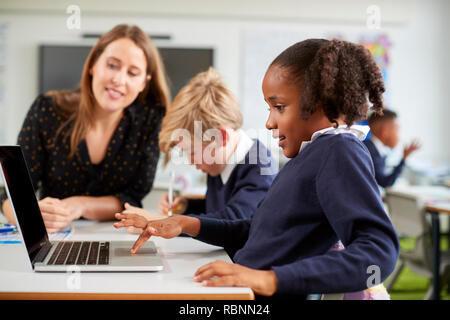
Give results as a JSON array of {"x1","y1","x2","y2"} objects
[{"x1": 124, "y1": 67, "x2": 277, "y2": 228}]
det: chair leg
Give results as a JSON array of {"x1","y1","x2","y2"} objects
[
  {"x1": 424, "y1": 285, "x2": 433, "y2": 300},
  {"x1": 441, "y1": 268, "x2": 450, "y2": 296},
  {"x1": 424, "y1": 267, "x2": 450, "y2": 300},
  {"x1": 447, "y1": 278, "x2": 450, "y2": 295},
  {"x1": 385, "y1": 260, "x2": 404, "y2": 292}
]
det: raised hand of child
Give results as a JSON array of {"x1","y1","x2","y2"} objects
[{"x1": 403, "y1": 139, "x2": 421, "y2": 160}]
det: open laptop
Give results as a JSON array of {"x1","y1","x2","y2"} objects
[{"x1": 0, "y1": 145, "x2": 164, "y2": 272}]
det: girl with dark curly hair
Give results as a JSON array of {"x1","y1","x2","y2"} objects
[{"x1": 114, "y1": 39, "x2": 399, "y2": 299}]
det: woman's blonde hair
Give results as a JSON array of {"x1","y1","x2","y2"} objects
[
  {"x1": 48, "y1": 24, "x2": 171, "y2": 158},
  {"x1": 159, "y1": 67, "x2": 242, "y2": 164}
]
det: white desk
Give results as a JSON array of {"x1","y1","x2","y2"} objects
[
  {"x1": 388, "y1": 184, "x2": 450, "y2": 201},
  {"x1": 0, "y1": 220, "x2": 254, "y2": 300}
]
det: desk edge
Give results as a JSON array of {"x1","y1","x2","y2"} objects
[{"x1": 0, "y1": 292, "x2": 255, "y2": 300}]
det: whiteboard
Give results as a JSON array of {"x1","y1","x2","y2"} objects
[{"x1": 240, "y1": 26, "x2": 392, "y2": 134}]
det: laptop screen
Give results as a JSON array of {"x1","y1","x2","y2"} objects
[{"x1": 0, "y1": 146, "x2": 49, "y2": 261}]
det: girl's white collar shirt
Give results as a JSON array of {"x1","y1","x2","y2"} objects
[{"x1": 299, "y1": 125, "x2": 370, "y2": 154}]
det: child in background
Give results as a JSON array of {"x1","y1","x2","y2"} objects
[
  {"x1": 364, "y1": 110, "x2": 421, "y2": 188},
  {"x1": 115, "y1": 39, "x2": 399, "y2": 299},
  {"x1": 123, "y1": 67, "x2": 277, "y2": 233}
]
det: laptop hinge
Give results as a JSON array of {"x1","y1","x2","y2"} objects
[{"x1": 32, "y1": 242, "x2": 53, "y2": 265}]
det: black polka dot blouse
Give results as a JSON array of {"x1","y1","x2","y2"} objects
[{"x1": 4, "y1": 94, "x2": 164, "y2": 208}]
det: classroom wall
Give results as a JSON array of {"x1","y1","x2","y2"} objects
[
  {"x1": 442, "y1": 0, "x2": 450, "y2": 163},
  {"x1": 0, "y1": 0, "x2": 448, "y2": 168},
  {"x1": 387, "y1": 0, "x2": 450, "y2": 165},
  {"x1": 0, "y1": 0, "x2": 414, "y2": 24}
]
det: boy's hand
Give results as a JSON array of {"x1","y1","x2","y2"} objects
[
  {"x1": 193, "y1": 261, "x2": 278, "y2": 297},
  {"x1": 158, "y1": 193, "x2": 188, "y2": 215},
  {"x1": 403, "y1": 139, "x2": 421, "y2": 160}
]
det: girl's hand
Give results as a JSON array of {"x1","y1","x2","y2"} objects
[
  {"x1": 158, "y1": 193, "x2": 188, "y2": 216},
  {"x1": 114, "y1": 213, "x2": 183, "y2": 253},
  {"x1": 114, "y1": 212, "x2": 149, "y2": 230},
  {"x1": 122, "y1": 203, "x2": 159, "y2": 219},
  {"x1": 113, "y1": 213, "x2": 200, "y2": 253},
  {"x1": 193, "y1": 261, "x2": 278, "y2": 297},
  {"x1": 122, "y1": 203, "x2": 165, "y2": 234}
]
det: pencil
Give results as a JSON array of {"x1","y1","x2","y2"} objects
[{"x1": 168, "y1": 171, "x2": 175, "y2": 217}]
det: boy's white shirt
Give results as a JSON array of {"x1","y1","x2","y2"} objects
[
  {"x1": 220, "y1": 129, "x2": 254, "y2": 184},
  {"x1": 298, "y1": 125, "x2": 370, "y2": 154},
  {"x1": 369, "y1": 135, "x2": 390, "y2": 158}
]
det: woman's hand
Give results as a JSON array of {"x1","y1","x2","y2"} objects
[
  {"x1": 193, "y1": 261, "x2": 278, "y2": 297},
  {"x1": 60, "y1": 196, "x2": 86, "y2": 220},
  {"x1": 158, "y1": 193, "x2": 188, "y2": 216},
  {"x1": 121, "y1": 203, "x2": 165, "y2": 234},
  {"x1": 114, "y1": 213, "x2": 200, "y2": 253},
  {"x1": 39, "y1": 197, "x2": 81, "y2": 233}
]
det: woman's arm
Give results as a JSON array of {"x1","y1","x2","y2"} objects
[
  {"x1": 1, "y1": 95, "x2": 49, "y2": 225},
  {"x1": 1, "y1": 199, "x2": 15, "y2": 224},
  {"x1": 61, "y1": 195, "x2": 123, "y2": 221},
  {"x1": 18, "y1": 95, "x2": 48, "y2": 189},
  {"x1": 3, "y1": 194, "x2": 123, "y2": 232}
]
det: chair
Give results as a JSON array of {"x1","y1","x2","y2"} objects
[
  {"x1": 306, "y1": 293, "x2": 344, "y2": 300},
  {"x1": 305, "y1": 240, "x2": 390, "y2": 300},
  {"x1": 384, "y1": 189, "x2": 450, "y2": 299},
  {"x1": 306, "y1": 285, "x2": 391, "y2": 300}
]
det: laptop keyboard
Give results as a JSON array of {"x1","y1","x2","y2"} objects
[{"x1": 47, "y1": 241, "x2": 110, "y2": 265}]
